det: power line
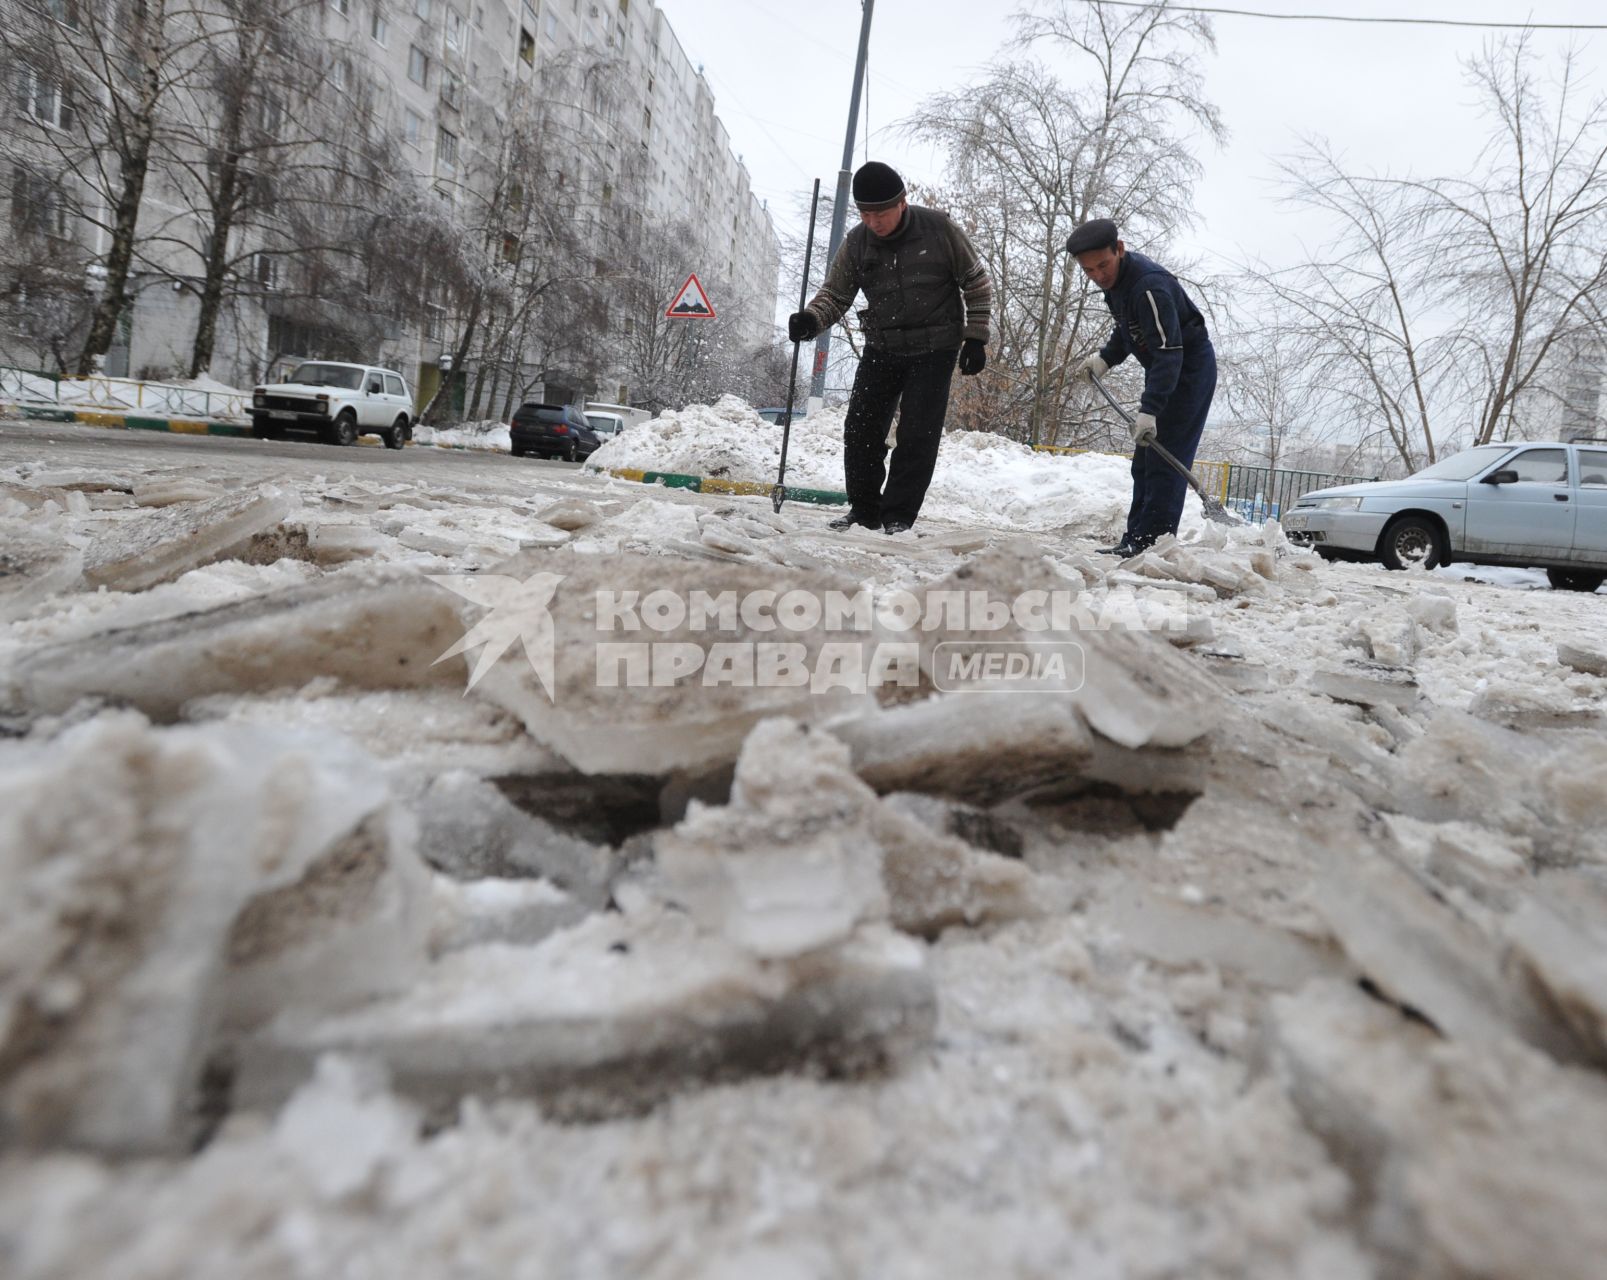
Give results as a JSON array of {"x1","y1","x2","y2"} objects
[{"x1": 1079, "y1": 0, "x2": 1607, "y2": 29}]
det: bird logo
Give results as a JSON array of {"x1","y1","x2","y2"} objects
[{"x1": 429, "y1": 571, "x2": 566, "y2": 697}]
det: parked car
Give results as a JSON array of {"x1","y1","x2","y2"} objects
[
  {"x1": 509, "y1": 403, "x2": 601, "y2": 462},
  {"x1": 584, "y1": 410, "x2": 627, "y2": 442},
  {"x1": 251, "y1": 361, "x2": 414, "y2": 449},
  {"x1": 757, "y1": 406, "x2": 806, "y2": 425},
  {"x1": 585, "y1": 401, "x2": 652, "y2": 430},
  {"x1": 1283, "y1": 439, "x2": 1607, "y2": 591}
]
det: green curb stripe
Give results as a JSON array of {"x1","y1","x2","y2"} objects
[
  {"x1": 126, "y1": 416, "x2": 169, "y2": 431},
  {"x1": 779, "y1": 485, "x2": 850, "y2": 506},
  {"x1": 18, "y1": 406, "x2": 77, "y2": 422},
  {"x1": 604, "y1": 466, "x2": 847, "y2": 507},
  {"x1": 206, "y1": 422, "x2": 251, "y2": 437},
  {"x1": 639, "y1": 471, "x2": 702, "y2": 491}
]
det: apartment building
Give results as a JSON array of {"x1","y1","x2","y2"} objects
[{"x1": 1, "y1": 0, "x2": 779, "y2": 408}]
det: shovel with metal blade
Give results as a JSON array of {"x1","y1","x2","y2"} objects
[{"x1": 1089, "y1": 371, "x2": 1243, "y2": 526}]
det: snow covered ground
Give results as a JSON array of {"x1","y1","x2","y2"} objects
[{"x1": 1, "y1": 405, "x2": 1606, "y2": 1279}]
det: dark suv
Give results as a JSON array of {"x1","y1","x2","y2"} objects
[{"x1": 509, "y1": 403, "x2": 600, "y2": 462}]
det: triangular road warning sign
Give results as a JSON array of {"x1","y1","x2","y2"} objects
[{"x1": 666, "y1": 273, "x2": 716, "y2": 319}]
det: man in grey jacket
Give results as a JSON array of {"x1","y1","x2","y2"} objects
[{"x1": 789, "y1": 161, "x2": 993, "y2": 534}]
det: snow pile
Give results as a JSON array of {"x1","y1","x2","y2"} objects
[
  {"x1": 413, "y1": 419, "x2": 511, "y2": 451},
  {"x1": 588, "y1": 393, "x2": 1174, "y2": 537},
  {"x1": 587, "y1": 394, "x2": 846, "y2": 489}
]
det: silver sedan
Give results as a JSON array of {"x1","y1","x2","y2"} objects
[{"x1": 1282, "y1": 440, "x2": 1607, "y2": 592}]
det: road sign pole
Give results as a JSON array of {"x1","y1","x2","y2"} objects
[{"x1": 807, "y1": 0, "x2": 873, "y2": 413}]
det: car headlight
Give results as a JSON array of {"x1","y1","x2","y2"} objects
[
  {"x1": 1308, "y1": 496, "x2": 1364, "y2": 511},
  {"x1": 253, "y1": 391, "x2": 265, "y2": 406}
]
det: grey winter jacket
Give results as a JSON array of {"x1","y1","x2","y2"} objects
[{"x1": 804, "y1": 205, "x2": 992, "y2": 356}]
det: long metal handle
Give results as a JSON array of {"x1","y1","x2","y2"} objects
[
  {"x1": 1089, "y1": 370, "x2": 1216, "y2": 507},
  {"x1": 774, "y1": 178, "x2": 822, "y2": 513}
]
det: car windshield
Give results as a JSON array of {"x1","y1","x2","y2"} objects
[
  {"x1": 288, "y1": 363, "x2": 363, "y2": 390},
  {"x1": 585, "y1": 416, "x2": 617, "y2": 435},
  {"x1": 1409, "y1": 445, "x2": 1514, "y2": 481}
]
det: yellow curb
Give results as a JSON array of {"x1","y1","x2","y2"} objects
[
  {"x1": 76, "y1": 412, "x2": 128, "y2": 428},
  {"x1": 700, "y1": 478, "x2": 770, "y2": 497},
  {"x1": 609, "y1": 467, "x2": 647, "y2": 483},
  {"x1": 166, "y1": 419, "x2": 210, "y2": 435}
]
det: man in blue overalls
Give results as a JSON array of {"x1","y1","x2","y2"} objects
[{"x1": 1067, "y1": 219, "x2": 1216, "y2": 557}]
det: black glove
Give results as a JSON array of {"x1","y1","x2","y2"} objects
[
  {"x1": 958, "y1": 338, "x2": 986, "y2": 376},
  {"x1": 788, "y1": 310, "x2": 820, "y2": 343}
]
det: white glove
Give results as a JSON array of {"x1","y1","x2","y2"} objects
[
  {"x1": 1130, "y1": 412, "x2": 1158, "y2": 447},
  {"x1": 1075, "y1": 354, "x2": 1109, "y2": 384}
]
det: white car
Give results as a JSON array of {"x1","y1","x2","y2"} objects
[
  {"x1": 1283, "y1": 439, "x2": 1607, "y2": 591},
  {"x1": 584, "y1": 410, "x2": 627, "y2": 441},
  {"x1": 251, "y1": 361, "x2": 415, "y2": 449}
]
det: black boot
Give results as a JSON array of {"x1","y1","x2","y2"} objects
[
  {"x1": 1097, "y1": 539, "x2": 1135, "y2": 557},
  {"x1": 882, "y1": 520, "x2": 914, "y2": 535},
  {"x1": 829, "y1": 511, "x2": 880, "y2": 531}
]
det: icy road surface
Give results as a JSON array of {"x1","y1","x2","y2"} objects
[{"x1": 2, "y1": 409, "x2": 1606, "y2": 1280}]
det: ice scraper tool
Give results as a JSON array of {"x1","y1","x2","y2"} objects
[
  {"x1": 773, "y1": 178, "x2": 821, "y2": 513},
  {"x1": 1089, "y1": 371, "x2": 1242, "y2": 527}
]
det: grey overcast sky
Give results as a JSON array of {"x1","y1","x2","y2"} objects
[{"x1": 654, "y1": 0, "x2": 1607, "y2": 293}]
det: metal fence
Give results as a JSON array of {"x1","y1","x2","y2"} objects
[
  {"x1": 1220, "y1": 462, "x2": 1378, "y2": 521},
  {"x1": 0, "y1": 364, "x2": 250, "y2": 420}
]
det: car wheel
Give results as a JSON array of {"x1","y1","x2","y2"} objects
[
  {"x1": 564, "y1": 439, "x2": 578, "y2": 463},
  {"x1": 1546, "y1": 567, "x2": 1606, "y2": 592},
  {"x1": 382, "y1": 416, "x2": 407, "y2": 450},
  {"x1": 1315, "y1": 546, "x2": 1340, "y2": 562},
  {"x1": 1378, "y1": 515, "x2": 1445, "y2": 572},
  {"x1": 509, "y1": 444, "x2": 524, "y2": 457},
  {"x1": 328, "y1": 411, "x2": 359, "y2": 447},
  {"x1": 250, "y1": 420, "x2": 280, "y2": 440}
]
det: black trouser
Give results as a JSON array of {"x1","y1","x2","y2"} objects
[
  {"x1": 1125, "y1": 342, "x2": 1217, "y2": 548},
  {"x1": 841, "y1": 345, "x2": 959, "y2": 527}
]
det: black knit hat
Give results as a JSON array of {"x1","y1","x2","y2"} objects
[
  {"x1": 1066, "y1": 218, "x2": 1119, "y2": 256},
  {"x1": 852, "y1": 161, "x2": 906, "y2": 212}
]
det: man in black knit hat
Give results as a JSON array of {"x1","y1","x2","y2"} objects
[
  {"x1": 1067, "y1": 217, "x2": 1216, "y2": 557},
  {"x1": 788, "y1": 161, "x2": 993, "y2": 534}
]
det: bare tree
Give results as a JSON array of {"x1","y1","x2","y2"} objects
[
  {"x1": 1261, "y1": 35, "x2": 1607, "y2": 472},
  {"x1": 903, "y1": 0, "x2": 1223, "y2": 446}
]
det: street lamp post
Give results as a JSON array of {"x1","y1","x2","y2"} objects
[{"x1": 806, "y1": 0, "x2": 874, "y2": 414}]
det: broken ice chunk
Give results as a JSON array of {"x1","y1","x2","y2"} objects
[
  {"x1": 0, "y1": 713, "x2": 399, "y2": 1154},
  {"x1": 656, "y1": 720, "x2": 889, "y2": 959},
  {"x1": 237, "y1": 908, "x2": 935, "y2": 1122},
  {"x1": 7, "y1": 564, "x2": 470, "y2": 719},
  {"x1": 81, "y1": 484, "x2": 296, "y2": 591}
]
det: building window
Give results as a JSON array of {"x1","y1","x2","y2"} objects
[
  {"x1": 330, "y1": 0, "x2": 349, "y2": 15},
  {"x1": 436, "y1": 126, "x2": 457, "y2": 172},
  {"x1": 16, "y1": 67, "x2": 75, "y2": 131},
  {"x1": 370, "y1": 7, "x2": 388, "y2": 44},
  {"x1": 414, "y1": 0, "x2": 429, "y2": 18},
  {"x1": 9, "y1": 165, "x2": 69, "y2": 238},
  {"x1": 617, "y1": 384, "x2": 628, "y2": 404},
  {"x1": 441, "y1": 70, "x2": 462, "y2": 110},
  {"x1": 43, "y1": 0, "x2": 79, "y2": 28},
  {"x1": 404, "y1": 108, "x2": 424, "y2": 148},
  {"x1": 519, "y1": 26, "x2": 535, "y2": 62},
  {"x1": 473, "y1": 3, "x2": 483, "y2": 26},
  {"x1": 501, "y1": 233, "x2": 518, "y2": 262},
  {"x1": 332, "y1": 57, "x2": 350, "y2": 90},
  {"x1": 446, "y1": 6, "x2": 465, "y2": 48},
  {"x1": 254, "y1": 252, "x2": 281, "y2": 289},
  {"x1": 408, "y1": 45, "x2": 429, "y2": 86},
  {"x1": 542, "y1": 11, "x2": 556, "y2": 38}
]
